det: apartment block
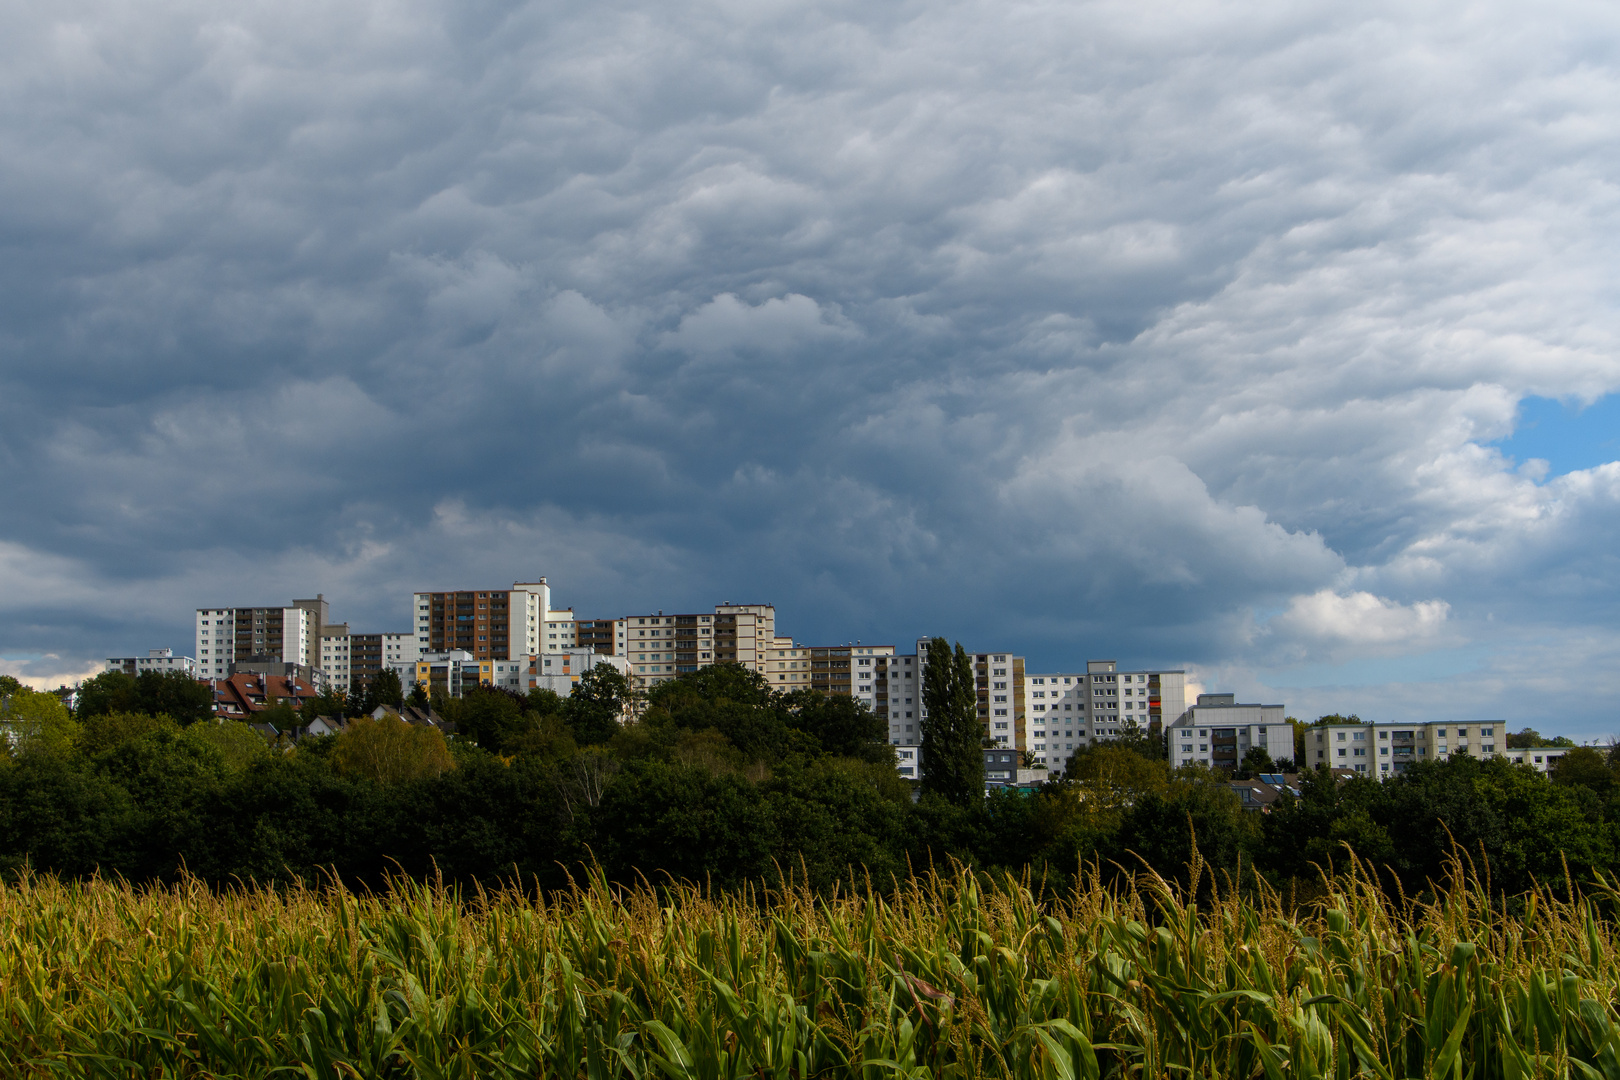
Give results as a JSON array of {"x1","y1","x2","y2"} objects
[
  {"x1": 1166, "y1": 694, "x2": 1288, "y2": 771},
  {"x1": 412, "y1": 580, "x2": 557, "y2": 661},
  {"x1": 319, "y1": 624, "x2": 352, "y2": 691},
  {"x1": 544, "y1": 610, "x2": 578, "y2": 651},
  {"x1": 320, "y1": 625, "x2": 419, "y2": 693},
  {"x1": 574, "y1": 619, "x2": 622, "y2": 654},
  {"x1": 875, "y1": 651, "x2": 922, "y2": 744},
  {"x1": 622, "y1": 604, "x2": 776, "y2": 689},
  {"x1": 764, "y1": 638, "x2": 814, "y2": 692},
  {"x1": 395, "y1": 651, "x2": 482, "y2": 700},
  {"x1": 1304, "y1": 721, "x2": 1571, "y2": 778},
  {"x1": 195, "y1": 601, "x2": 321, "y2": 680},
  {"x1": 812, "y1": 643, "x2": 894, "y2": 705},
  {"x1": 106, "y1": 649, "x2": 197, "y2": 678},
  {"x1": 525, "y1": 649, "x2": 634, "y2": 696},
  {"x1": 1026, "y1": 661, "x2": 1189, "y2": 769},
  {"x1": 913, "y1": 640, "x2": 1024, "y2": 748}
]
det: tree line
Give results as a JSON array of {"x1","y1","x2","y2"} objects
[{"x1": 2, "y1": 651, "x2": 1618, "y2": 900}]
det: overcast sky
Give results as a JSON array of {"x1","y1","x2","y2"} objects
[{"x1": 3, "y1": 0, "x2": 1619, "y2": 736}]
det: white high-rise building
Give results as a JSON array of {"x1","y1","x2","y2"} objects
[
  {"x1": 195, "y1": 604, "x2": 318, "y2": 680},
  {"x1": 1166, "y1": 693, "x2": 1287, "y2": 771},
  {"x1": 1023, "y1": 661, "x2": 1187, "y2": 769},
  {"x1": 321, "y1": 626, "x2": 420, "y2": 694}
]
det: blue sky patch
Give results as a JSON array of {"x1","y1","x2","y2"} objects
[{"x1": 1494, "y1": 395, "x2": 1620, "y2": 477}]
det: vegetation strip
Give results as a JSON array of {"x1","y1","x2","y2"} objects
[{"x1": 4, "y1": 857, "x2": 1620, "y2": 1078}]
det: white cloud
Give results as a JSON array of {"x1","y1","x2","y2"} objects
[
  {"x1": 2, "y1": 0, "x2": 1620, "y2": 735},
  {"x1": 662, "y1": 293, "x2": 856, "y2": 359},
  {"x1": 1269, "y1": 589, "x2": 1452, "y2": 652}
]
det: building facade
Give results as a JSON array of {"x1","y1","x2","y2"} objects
[
  {"x1": 1303, "y1": 721, "x2": 1572, "y2": 778},
  {"x1": 1166, "y1": 693, "x2": 1288, "y2": 771},
  {"x1": 412, "y1": 580, "x2": 557, "y2": 662},
  {"x1": 1024, "y1": 661, "x2": 1190, "y2": 768},
  {"x1": 195, "y1": 602, "x2": 321, "y2": 680},
  {"x1": 621, "y1": 604, "x2": 777, "y2": 689},
  {"x1": 106, "y1": 649, "x2": 197, "y2": 679}
]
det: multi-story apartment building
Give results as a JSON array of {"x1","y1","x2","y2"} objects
[
  {"x1": 1022, "y1": 663, "x2": 1190, "y2": 768},
  {"x1": 1166, "y1": 693, "x2": 1288, "y2": 771},
  {"x1": 764, "y1": 638, "x2": 814, "y2": 691},
  {"x1": 412, "y1": 580, "x2": 557, "y2": 661},
  {"x1": 621, "y1": 604, "x2": 776, "y2": 689},
  {"x1": 321, "y1": 626, "x2": 420, "y2": 694},
  {"x1": 520, "y1": 649, "x2": 634, "y2": 696},
  {"x1": 1076, "y1": 661, "x2": 1186, "y2": 736},
  {"x1": 575, "y1": 619, "x2": 622, "y2": 654},
  {"x1": 913, "y1": 640, "x2": 1025, "y2": 748},
  {"x1": 807, "y1": 644, "x2": 893, "y2": 705},
  {"x1": 396, "y1": 650, "x2": 481, "y2": 700},
  {"x1": 1303, "y1": 721, "x2": 1572, "y2": 778},
  {"x1": 106, "y1": 649, "x2": 197, "y2": 678},
  {"x1": 543, "y1": 610, "x2": 578, "y2": 651},
  {"x1": 195, "y1": 597, "x2": 326, "y2": 680},
  {"x1": 876, "y1": 652, "x2": 922, "y2": 744}
]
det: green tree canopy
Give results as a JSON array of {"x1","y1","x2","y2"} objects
[
  {"x1": 919, "y1": 638, "x2": 981, "y2": 807},
  {"x1": 182, "y1": 721, "x2": 272, "y2": 772},
  {"x1": 76, "y1": 670, "x2": 212, "y2": 725},
  {"x1": 783, "y1": 690, "x2": 892, "y2": 764},
  {"x1": 332, "y1": 714, "x2": 454, "y2": 784},
  {"x1": 563, "y1": 663, "x2": 634, "y2": 746},
  {"x1": 364, "y1": 668, "x2": 405, "y2": 712},
  {"x1": 76, "y1": 711, "x2": 179, "y2": 758},
  {"x1": 1, "y1": 687, "x2": 80, "y2": 759}
]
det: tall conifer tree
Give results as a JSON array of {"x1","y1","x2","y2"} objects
[{"x1": 919, "y1": 637, "x2": 982, "y2": 805}]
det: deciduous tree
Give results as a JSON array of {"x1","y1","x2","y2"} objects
[{"x1": 332, "y1": 714, "x2": 454, "y2": 785}]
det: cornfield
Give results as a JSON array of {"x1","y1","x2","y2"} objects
[{"x1": 3, "y1": 852, "x2": 1619, "y2": 1078}]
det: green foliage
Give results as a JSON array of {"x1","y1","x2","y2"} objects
[
  {"x1": 299, "y1": 687, "x2": 347, "y2": 725},
  {"x1": 76, "y1": 669, "x2": 214, "y2": 724},
  {"x1": 1239, "y1": 744, "x2": 1275, "y2": 778},
  {"x1": 407, "y1": 680, "x2": 430, "y2": 708},
  {"x1": 331, "y1": 713, "x2": 454, "y2": 784},
  {"x1": 364, "y1": 666, "x2": 404, "y2": 712},
  {"x1": 920, "y1": 638, "x2": 982, "y2": 806},
  {"x1": 182, "y1": 720, "x2": 272, "y2": 772},
  {"x1": 451, "y1": 686, "x2": 531, "y2": 752},
  {"x1": 1550, "y1": 746, "x2": 1617, "y2": 797},
  {"x1": 9, "y1": 856, "x2": 1620, "y2": 1080},
  {"x1": 525, "y1": 686, "x2": 564, "y2": 716},
  {"x1": 75, "y1": 710, "x2": 179, "y2": 757},
  {"x1": 1, "y1": 687, "x2": 80, "y2": 759},
  {"x1": 782, "y1": 689, "x2": 894, "y2": 764},
  {"x1": 562, "y1": 662, "x2": 633, "y2": 745}
]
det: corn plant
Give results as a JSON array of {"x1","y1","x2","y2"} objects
[{"x1": 1, "y1": 851, "x2": 1618, "y2": 1078}]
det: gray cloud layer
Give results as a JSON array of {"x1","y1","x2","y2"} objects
[{"x1": 4, "y1": 0, "x2": 1620, "y2": 733}]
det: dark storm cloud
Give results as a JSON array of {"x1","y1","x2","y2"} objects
[{"x1": 3, "y1": 0, "x2": 1620, "y2": 732}]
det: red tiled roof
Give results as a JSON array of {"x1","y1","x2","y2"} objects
[{"x1": 212, "y1": 673, "x2": 319, "y2": 715}]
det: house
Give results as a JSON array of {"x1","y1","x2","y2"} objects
[{"x1": 212, "y1": 672, "x2": 320, "y2": 720}]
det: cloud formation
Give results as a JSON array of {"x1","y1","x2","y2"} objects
[{"x1": 2, "y1": 0, "x2": 1619, "y2": 734}]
